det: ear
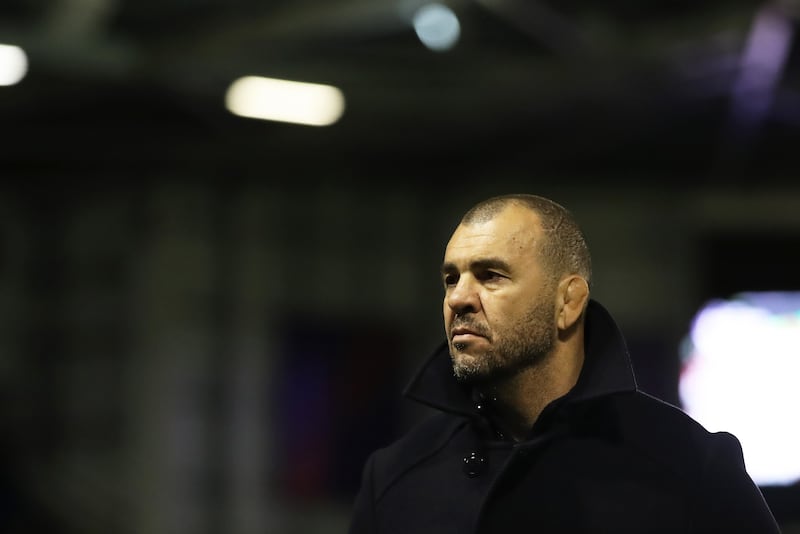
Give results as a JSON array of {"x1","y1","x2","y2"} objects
[{"x1": 556, "y1": 275, "x2": 590, "y2": 331}]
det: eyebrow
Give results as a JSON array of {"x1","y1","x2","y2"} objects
[{"x1": 441, "y1": 257, "x2": 512, "y2": 275}]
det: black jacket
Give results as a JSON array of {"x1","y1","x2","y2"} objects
[{"x1": 349, "y1": 300, "x2": 780, "y2": 533}]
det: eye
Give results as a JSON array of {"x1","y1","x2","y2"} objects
[
  {"x1": 477, "y1": 270, "x2": 503, "y2": 282},
  {"x1": 443, "y1": 273, "x2": 458, "y2": 287}
]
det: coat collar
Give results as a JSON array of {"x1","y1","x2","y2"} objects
[{"x1": 403, "y1": 299, "x2": 638, "y2": 417}]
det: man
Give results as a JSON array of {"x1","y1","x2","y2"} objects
[{"x1": 349, "y1": 194, "x2": 781, "y2": 533}]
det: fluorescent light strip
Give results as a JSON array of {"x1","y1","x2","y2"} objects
[{"x1": 225, "y1": 76, "x2": 345, "y2": 126}]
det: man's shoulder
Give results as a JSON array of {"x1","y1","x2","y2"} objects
[
  {"x1": 603, "y1": 391, "x2": 778, "y2": 531},
  {"x1": 368, "y1": 412, "x2": 467, "y2": 499},
  {"x1": 606, "y1": 390, "x2": 745, "y2": 480},
  {"x1": 611, "y1": 390, "x2": 710, "y2": 438}
]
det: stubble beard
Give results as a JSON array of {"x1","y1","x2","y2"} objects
[{"x1": 450, "y1": 301, "x2": 556, "y2": 384}]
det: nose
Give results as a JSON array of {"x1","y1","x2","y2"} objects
[{"x1": 446, "y1": 275, "x2": 481, "y2": 315}]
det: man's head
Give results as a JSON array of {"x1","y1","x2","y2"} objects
[{"x1": 441, "y1": 194, "x2": 591, "y2": 383}]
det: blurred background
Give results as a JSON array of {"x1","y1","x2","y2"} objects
[{"x1": 1, "y1": 0, "x2": 800, "y2": 532}]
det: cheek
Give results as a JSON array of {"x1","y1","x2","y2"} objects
[{"x1": 482, "y1": 294, "x2": 512, "y2": 322}]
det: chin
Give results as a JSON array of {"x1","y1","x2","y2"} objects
[
  {"x1": 451, "y1": 353, "x2": 491, "y2": 383},
  {"x1": 451, "y1": 348, "x2": 479, "y2": 365}
]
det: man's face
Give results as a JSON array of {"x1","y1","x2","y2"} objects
[{"x1": 441, "y1": 204, "x2": 558, "y2": 383}]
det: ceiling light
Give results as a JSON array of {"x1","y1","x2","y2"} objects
[
  {"x1": 0, "y1": 44, "x2": 28, "y2": 86},
  {"x1": 413, "y1": 3, "x2": 460, "y2": 52},
  {"x1": 225, "y1": 76, "x2": 345, "y2": 127}
]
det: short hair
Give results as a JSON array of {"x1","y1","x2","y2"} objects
[{"x1": 461, "y1": 194, "x2": 592, "y2": 286}]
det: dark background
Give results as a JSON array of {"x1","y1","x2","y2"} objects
[{"x1": 1, "y1": 0, "x2": 799, "y2": 532}]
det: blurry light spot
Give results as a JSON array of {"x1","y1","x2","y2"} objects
[
  {"x1": 680, "y1": 292, "x2": 800, "y2": 486},
  {"x1": 225, "y1": 76, "x2": 345, "y2": 127},
  {"x1": 731, "y1": 7, "x2": 793, "y2": 123},
  {"x1": 0, "y1": 44, "x2": 28, "y2": 86},
  {"x1": 413, "y1": 3, "x2": 460, "y2": 52}
]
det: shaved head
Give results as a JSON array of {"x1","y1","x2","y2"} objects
[{"x1": 460, "y1": 194, "x2": 592, "y2": 286}]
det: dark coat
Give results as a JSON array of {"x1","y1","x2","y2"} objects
[{"x1": 349, "y1": 300, "x2": 780, "y2": 533}]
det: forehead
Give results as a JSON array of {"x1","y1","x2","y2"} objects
[{"x1": 444, "y1": 205, "x2": 541, "y2": 264}]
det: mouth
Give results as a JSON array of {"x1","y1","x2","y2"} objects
[{"x1": 451, "y1": 327, "x2": 487, "y2": 341}]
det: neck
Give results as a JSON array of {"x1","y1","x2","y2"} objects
[{"x1": 479, "y1": 341, "x2": 584, "y2": 441}]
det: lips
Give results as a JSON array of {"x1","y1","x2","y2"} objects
[
  {"x1": 451, "y1": 327, "x2": 483, "y2": 338},
  {"x1": 450, "y1": 324, "x2": 489, "y2": 341}
]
